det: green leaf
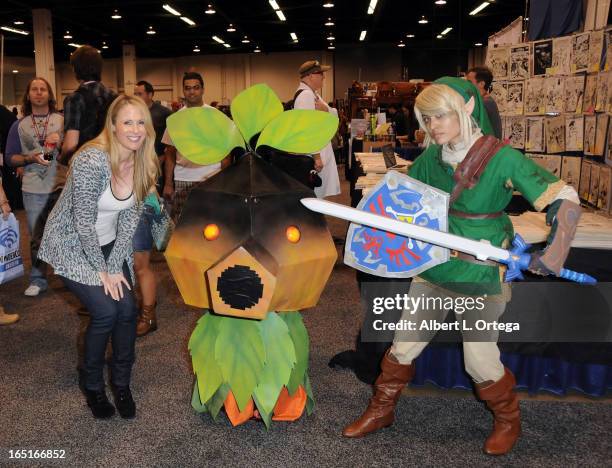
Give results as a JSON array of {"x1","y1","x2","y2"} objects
[
  {"x1": 214, "y1": 317, "x2": 265, "y2": 411},
  {"x1": 304, "y1": 374, "x2": 315, "y2": 415},
  {"x1": 208, "y1": 383, "x2": 230, "y2": 421},
  {"x1": 191, "y1": 380, "x2": 207, "y2": 413},
  {"x1": 166, "y1": 107, "x2": 245, "y2": 165},
  {"x1": 252, "y1": 392, "x2": 273, "y2": 429},
  {"x1": 188, "y1": 313, "x2": 224, "y2": 404},
  {"x1": 253, "y1": 313, "x2": 297, "y2": 425},
  {"x1": 256, "y1": 109, "x2": 339, "y2": 154},
  {"x1": 230, "y1": 84, "x2": 283, "y2": 144},
  {"x1": 279, "y1": 312, "x2": 310, "y2": 394}
]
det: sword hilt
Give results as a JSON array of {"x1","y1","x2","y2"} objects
[{"x1": 502, "y1": 234, "x2": 597, "y2": 284}]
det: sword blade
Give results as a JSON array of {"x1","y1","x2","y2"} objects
[{"x1": 301, "y1": 198, "x2": 510, "y2": 262}]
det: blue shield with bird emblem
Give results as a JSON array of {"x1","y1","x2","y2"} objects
[{"x1": 344, "y1": 171, "x2": 449, "y2": 278}]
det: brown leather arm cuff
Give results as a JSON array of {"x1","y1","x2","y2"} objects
[{"x1": 530, "y1": 200, "x2": 581, "y2": 275}]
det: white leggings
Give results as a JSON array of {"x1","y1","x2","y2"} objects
[{"x1": 390, "y1": 280, "x2": 506, "y2": 383}]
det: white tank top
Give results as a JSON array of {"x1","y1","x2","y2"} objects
[{"x1": 95, "y1": 184, "x2": 135, "y2": 246}]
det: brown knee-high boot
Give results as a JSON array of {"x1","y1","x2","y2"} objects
[
  {"x1": 475, "y1": 368, "x2": 521, "y2": 455},
  {"x1": 136, "y1": 304, "x2": 157, "y2": 337},
  {"x1": 343, "y1": 349, "x2": 415, "y2": 438}
]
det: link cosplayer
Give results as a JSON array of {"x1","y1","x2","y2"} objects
[{"x1": 341, "y1": 78, "x2": 581, "y2": 455}]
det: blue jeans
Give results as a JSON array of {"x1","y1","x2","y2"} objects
[
  {"x1": 22, "y1": 190, "x2": 61, "y2": 289},
  {"x1": 61, "y1": 242, "x2": 137, "y2": 391},
  {"x1": 132, "y1": 204, "x2": 154, "y2": 252}
]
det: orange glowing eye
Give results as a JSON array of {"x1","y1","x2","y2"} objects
[
  {"x1": 286, "y1": 225, "x2": 301, "y2": 243},
  {"x1": 204, "y1": 224, "x2": 220, "y2": 241}
]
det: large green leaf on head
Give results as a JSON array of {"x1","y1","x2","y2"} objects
[
  {"x1": 230, "y1": 83, "x2": 284, "y2": 144},
  {"x1": 256, "y1": 109, "x2": 339, "y2": 154},
  {"x1": 166, "y1": 106, "x2": 245, "y2": 165}
]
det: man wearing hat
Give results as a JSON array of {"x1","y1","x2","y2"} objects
[{"x1": 293, "y1": 60, "x2": 341, "y2": 199}]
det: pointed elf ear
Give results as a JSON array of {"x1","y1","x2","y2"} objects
[{"x1": 464, "y1": 96, "x2": 475, "y2": 117}]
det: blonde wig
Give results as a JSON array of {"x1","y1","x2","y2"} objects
[
  {"x1": 413, "y1": 84, "x2": 479, "y2": 148},
  {"x1": 78, "y1": 95, "x2": 160, "y2": 202}
]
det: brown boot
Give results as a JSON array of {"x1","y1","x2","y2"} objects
[
  {"x1": 0, "y1": 306, "x2": 19, "y2": 325},
  {"x1": 136, "y1": 304, "x2": 157, "y2": 337},
  {"x1": 342, "y1": 349, "x2": 415, "y2": 437},
  {"x1": 475, "y1": 368, "x2": 521, "y2": 455}
]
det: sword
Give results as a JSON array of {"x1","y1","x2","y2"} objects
[{"x1": 301, "y1": 198, "x2": 596, "y2": 285}]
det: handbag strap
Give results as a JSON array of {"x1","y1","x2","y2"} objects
[{"x1": 449, "y1": 135, "x2": 505, "y2": 204}]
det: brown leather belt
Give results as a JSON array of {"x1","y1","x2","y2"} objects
[
  {"x1": 450, "y1": 250, "x2": 497, "y2": 267},
  {"x1": 449, "y1": 208, "x2": 504, "y2": 219}
]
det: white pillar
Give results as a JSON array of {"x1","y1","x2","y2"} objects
[
  {"x1": 122, "y1": 44, "x2": 136, "y2": 96},
  {"x1": 32, "y1": 9, "x2": 56, "y2": 92}
]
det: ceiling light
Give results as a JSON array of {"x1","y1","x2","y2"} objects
[
  {"x1": 180, "y1": 16, "x2": 196, "y2": 26},
  {"x1": 147, "y1": 26, "x2": 156, "y2": 35},
  {"x1": 469, "y1": 2, "x2": 491, "y2": 16},
  {"x1": 254, "y1": 47, "x2": 261, "y2": 53},
  {"x1": 436, "y1": 34, "x2": 443, "y2": 39},
  {"x1": 212, "y1": 35, "x2": 225, "y2": 43},
  {"x1": 435, "y1": 0, "x2": 447, "y2": 4},
  {"x1": 205, "y1": 4, "x2": 216, "y2": 14},
  {"x1": 406, "y1": 33, "x2": 415, "y2": 38},
  {"x1": 111, "y1": 10, "x2": 122, "y2": 19},
  {"x1": 12, "y1": 70, "x2": 18, "y2": 74},
  {"x1": 68, "y1": 43, "x2": 83, "y2": 48},
  {"x1": 13, "y1": 21, "x2": 24, "y2": 25},
  {"x1": 325, "y1": 18, "x2": 334, "y2": 26},
  {"x1": 223, "y1": 43, "x2": 231, "y2": 48},
  {"x1": 241, "y1": 36, "x2": 250, "y2": 43},
  {"x1": 474, "y1": 42, "x2": 483, "y2": 46},
  {"x1": 359, "y1": 30, "x2": 367, "y2": 41},
  {"x1": 63, "y1": 31, "x2": 72, "y2": 39},
  {"x1": 323, "y1": 2, "x2": 334, "y2": 7},
  {"x1": 162, "y1": 4, "x2": 181, "y2": 16},
  {"x1": 397, "y1": 41, "x2": 405, "y2": 47},
  {"x1": 418, "y1": 16, "x2": 428, "y2": 24},
  {"x1": 1, "y1": 26, "x2": 29, "y2": 35},
  {"x1": 276, "y1": 10, "x2": 286, "y2": 21},
  {"x1": 269, "y1": 0, "x2": 280, "y2": 9},
  {"x1": 290, "y1": 32, "x2": 298, "y2": 41},
  {"x1": 327, "y1": 35, "x2": 335, "y2": 40},
  {"x1": 227, "y1": 24, "x2": 236, "y2": 32},
  {"x1": 102, "y1": 42, "x2": 109, "y2": 49},
  {"x1": 328, "y1": 45, "x2": 335, "y2": 50},
  {"x1": 193, "y1": 46, "x2": 201, "y2": 52},
  {"x1": 367, "y1": 0, "x2": 378, "y2": 14},
  {"x1": 441, "y1": 27, "x2": 452, "y2": 35}
]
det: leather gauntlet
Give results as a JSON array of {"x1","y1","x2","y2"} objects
[{"x1": 529, "y1": 199, "x2": 581, "y2": 276}]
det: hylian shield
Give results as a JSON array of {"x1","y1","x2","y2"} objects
[{"x1": 345, "y1": 171, "x2": 449, "y2": 278}]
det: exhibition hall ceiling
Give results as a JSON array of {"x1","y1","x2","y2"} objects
[{"x1": 0, "y1": 0, "x2": 525, "y2": 58}]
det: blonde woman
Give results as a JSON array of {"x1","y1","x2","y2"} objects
[
  {"x1": 342, "y1": 78, "x2": 581, "y2": 455},
  {"x1": 39, "y1": 95, "x2": 159, "y2": 419}
]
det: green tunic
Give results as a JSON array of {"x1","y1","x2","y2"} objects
[{"x1": 409, "y1": 143, "x2": 564, "y2": 295}]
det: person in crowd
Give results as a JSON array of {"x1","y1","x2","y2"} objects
[
  {"x1": 466, "y1": 66, "x2": 503, "y2": 139},
  {"x1": 162, "y1": 72, "x2": 231, "y2": 222},
  {"x1": 0, "y1": 104, "x2": 21, "y2": 210},
  {"x1": 341, "y1": 77, "x2": 581, "y2": 456},
  {"x1": 38, "y1": 95, "x2": 159, "y2": 419},
  {"x1": 59, "y1": 45, "x2": 117, "y2": 165},
  {"x1": 132, "y1": 80, "x2": 172, "y2": 336},
  {"x1": 0, "y1": 178, "x2": 19, "y2": 325},
  {"x1": 6, "y1": 77, "x2": 66, "y2": 297},
  {"x1": 294, "y1": 60, "x2": 341, "y2": 199},
  {"x1": 387, "y1": 103, "x2": 408, "y2": 136}
]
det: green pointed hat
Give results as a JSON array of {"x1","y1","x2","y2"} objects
[{"x1": 433, "y1": 76, "x2": 494, "y2": 136}]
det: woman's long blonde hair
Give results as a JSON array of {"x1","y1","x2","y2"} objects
[
  {"x1": 413, "y1": 84, "x2": 478, "y2": 148},
  {"x1": 79, "y1": 94, "x2": 159, "y2": 202}
]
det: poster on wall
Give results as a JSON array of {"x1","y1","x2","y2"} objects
[
  {"x1": 506, "y1": 116, "x2": 526, "y2": 149},
  {"x1": 541, "y1": 155, "x2": 562, "y2": 178},
  {"x1": 583, "y1": 74, "x2": 598, "y2": 113},
  {"x1": 584, "y1": 114, "x2": 598, "y2": 155},
  {"x1": 605, "y1": 28, "x2": 612, "y2": 71},
  {"x1": 550, "y1": 36, "x2": 572, "y2": 75},
  {"x1": 564, "y1": 75, "x2": 585, "y2": 113},
  {"x1": 533, "y1": 40, "x2": 553, "y2": 76},
  {"x1": 589, "y1": 163, "x2": 601, "y2": 205},
  {"x1": 607, "y1": 119, "x2": 612, "y2": 167},
  {"x1": 597, "y1": 165, "x2": 612, "y2": 211},
  {"x1": 544, "y1": 76, "x2": 565, "y2": 113},
  {"x1": 561, "y1": 156, "x2": 582, "y2": 192},
  {"x1": 525, "y1": 77, "x2": 546, "y2": 114},
  {"x1": 572, "y1": 32, "x2": 591, "y2": 73},
  {"x1": 589, "y1": 29, "x2": 605, "y2": 72},
  {"x1": 526, "y1": 117, "x2": 545, "y2": 152},
  {"x1": 565, "y1": 115, "x2": 584, "y2": 151},
  {"x1": 490, "y1": 81, "x2": 507, "y2": 114},
  {"x1": 579, "y1": 159, "x2": 592, "y2": 200},
  {"x1": 595, "y1": 71, "x2": 609, "y2": 112},
  {"x1": 594, "y1": 113, "x2": 609, "y2": 156},
  {"x1": 545, "y1": 115, "x2": 566, "y2": 153},
  {"x1": 486, "y1": 46, "x2": 510, "y2": 80},
  {"x1": 505, "y1": 81, "x2": 524, "y2": 115},
  {"x1": 509, "y1": 44, "x2": 531, "y2": 80}
]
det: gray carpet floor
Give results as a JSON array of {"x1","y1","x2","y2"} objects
[{"x1": 1, "y1": 182, "x2": 611, "y2": 467}]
